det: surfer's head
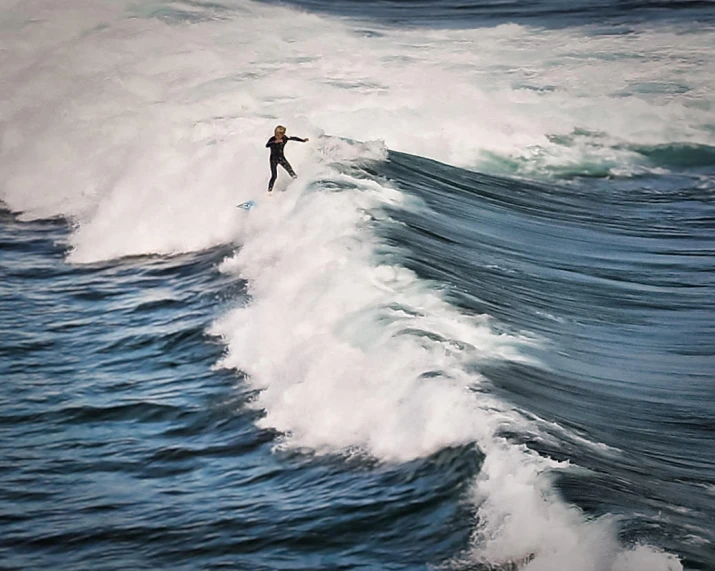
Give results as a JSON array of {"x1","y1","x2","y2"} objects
[{"x1": 274, "y1": 125, "x2": 286, "y2": 137}]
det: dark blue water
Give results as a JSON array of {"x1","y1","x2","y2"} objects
[
  {"x1": 0, "y1": 211, "x2": 480, "y2": 570},
  {"x1": 263, "y1": 0, "x2": 715, "y2": 26},
  {"x1": 3, "y1": 154, "x2": 714, "y2": 568},
  {"x1": 2, "y1": 0, "x2": 715, "y2": 570},
  {"x1": 379, "y1": 151, "x2": 715, "y2": 566}
]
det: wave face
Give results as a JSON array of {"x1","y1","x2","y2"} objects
[{"x1": 1, "y1": 1, "x2": 713, "y2": 570}]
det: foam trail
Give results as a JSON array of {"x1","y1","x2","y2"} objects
[
  {"x1": 210, "y1": 151, "x2": 680, "y2": 570},
  {"x1": 213, "y1": 169, "x2": 531, "y2": 460}
]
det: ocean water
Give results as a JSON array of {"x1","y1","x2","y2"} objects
[{"x1": 1, "y1": 1, "x2": 714, "y2": 570}]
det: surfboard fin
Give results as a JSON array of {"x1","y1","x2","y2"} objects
[{"x1": 237, "y1": 200, "x2": 256, "y2": 210}]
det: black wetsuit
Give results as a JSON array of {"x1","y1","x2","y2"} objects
[{"x1": 266, "y1": 136, "x2": 306, "y2": 191}]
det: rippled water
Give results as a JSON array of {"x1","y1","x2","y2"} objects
[{"x1": 0, "y1": 211, "x2": 480, "y2": 570}]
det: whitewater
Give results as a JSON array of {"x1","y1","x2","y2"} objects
[{"x1": 2, "y1": 0, "x2": 713, "y2": 569}]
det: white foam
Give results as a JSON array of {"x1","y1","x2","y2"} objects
[
  {"x1": 213, "y1": 175, "x2": 533, "y2": 460},
  {"x1": 0, "y1": 1, "x2": 689, "y2": 569}
]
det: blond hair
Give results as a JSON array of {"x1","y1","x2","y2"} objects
[{"x1": 274, "y1": 125, "x2": 286, "y2": 136}]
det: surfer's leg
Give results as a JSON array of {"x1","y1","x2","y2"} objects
[
  {"x1": 268, "y1": 160, "x2": 278, "y2": 191},
  {"x1": 279, "y1": 157, "x2": 297, "y2": 179}
]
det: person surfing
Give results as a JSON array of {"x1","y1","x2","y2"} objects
[{"x1": 265, "y1": 125, "x2": 309, "y2": 193}]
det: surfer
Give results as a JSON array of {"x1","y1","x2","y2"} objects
[{"x1": 266, "y1": 125, "x2": 309, "y2": 192}]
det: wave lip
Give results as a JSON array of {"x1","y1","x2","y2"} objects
[{"x1": 631, "y1": 142, "x2": 715, "y2": 168}]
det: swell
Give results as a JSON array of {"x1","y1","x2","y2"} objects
[{"x1": 376, "y1": 149, "x2": 715, "y2": 568}]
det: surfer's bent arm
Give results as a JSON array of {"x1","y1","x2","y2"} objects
[{"x1": 265, "y1": 137, "x2": 277, "y2": 147}]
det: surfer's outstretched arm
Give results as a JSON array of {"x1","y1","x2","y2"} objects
[{"x1": 287, "y1": 136, "x2": 309, "y2": 142}]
